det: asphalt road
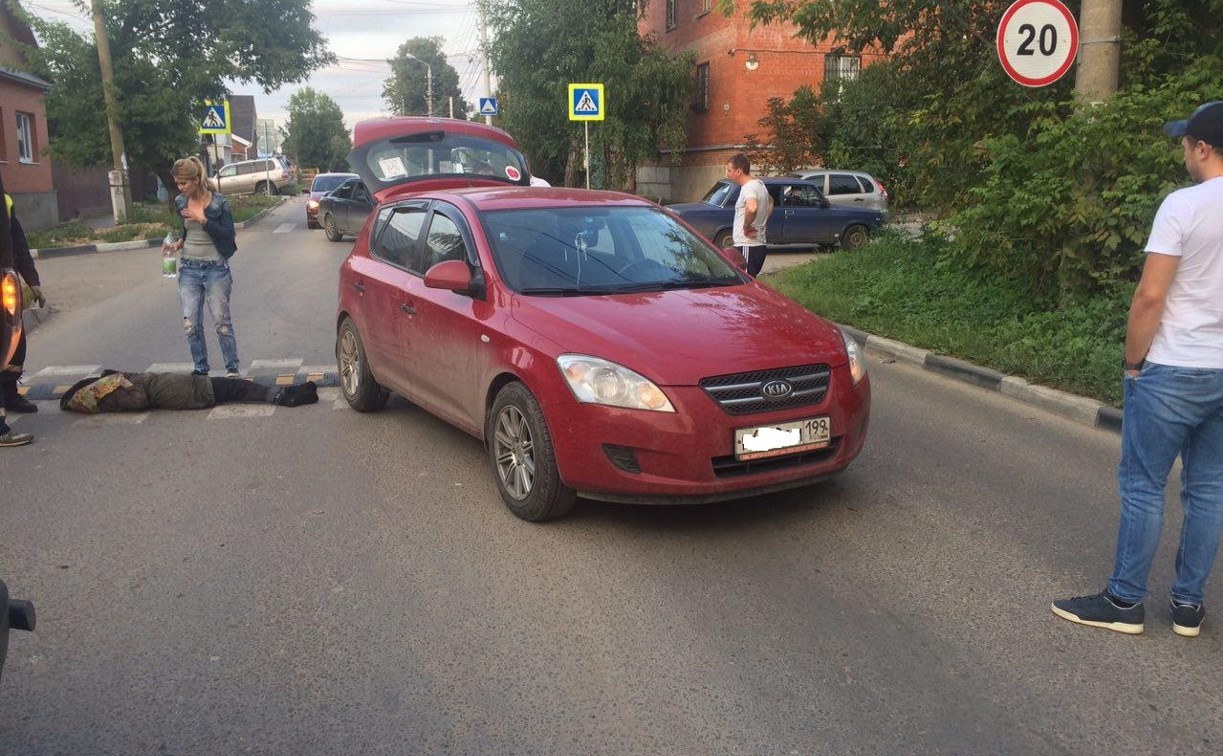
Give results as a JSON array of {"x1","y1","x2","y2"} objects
[{"x1": 2, "y1": 199, "x2": 1220, "y2": 754}]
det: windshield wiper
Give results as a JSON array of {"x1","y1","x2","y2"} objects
[
  {"x1": 517, "y1": 287, "x2": 607, "y2": 296},
  {"x1": 610, "y1": 279, "x2": 739, "y2": 293}
]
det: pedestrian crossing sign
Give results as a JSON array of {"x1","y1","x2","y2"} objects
[
  {"x1": 568, "y1": 83, "x2": 604, "y2": 121},
  {"x1": 199, "y1": 100, "x2": 231, "y2": 135},
  {"x1": 478, "y1": 97, "x2": 499, "y2": 116}
]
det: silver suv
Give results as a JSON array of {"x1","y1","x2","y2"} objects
[
  {"x1": 213, "y1": 157, "x2": 291, "y2": 195},
  {"x1": 785, "y1": 169, "x2": 889, "y2": 214}
]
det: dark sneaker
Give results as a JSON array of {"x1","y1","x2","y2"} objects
[
  {"x1": 192, "y1": 369, "x2": 209, "y2": 376},
  {"x1": 1052, "y1": 590, "x2": 1145, "y2": 634},
  {"x1": 1171, "y1": 601, "x2": 1205, "y2": 637},
  {"x1": 5, "y1": 394, "x2": 38, "y2": 413},
  {"x1": 0, "y1": 430, "x2": 34, "y2": 447}
]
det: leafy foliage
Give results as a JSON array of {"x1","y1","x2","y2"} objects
[
  {"x1": 282, "y1": 88, "x2": 352, "y2": 172},
  {"x1": 480, "y1": 0, "x2": 694, "y2": 188},
  {"x1": 20, "y1": 0, "x2": 332, "y2": 181},
  {"x1": 742, "y1": 86, "x2": 829, "y2": 175},
  {"x1": 382, "y1": 37, "x2": 469, "y2": 119}
]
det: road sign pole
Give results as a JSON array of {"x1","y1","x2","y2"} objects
[{"x1": 584, "y1": 122, "x2": 590, "y2": 191}]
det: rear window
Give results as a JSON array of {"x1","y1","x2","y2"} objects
[
  {"x1": 353, "y1": 130, "x2": 529, "y2": 193},
  {"x1": 828, "y1": 174, "x2": 864, "y2": 195},
  {"x1": 311, "y1": 175, "x2": 351, "y2": 192}
]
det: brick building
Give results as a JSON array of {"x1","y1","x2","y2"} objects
[
  {"x1": 637, "y1": 0, "x2": 884, "y2": 202},
  {"x1": 0, "y1": 0, "x2": 55, "y2": 229}
]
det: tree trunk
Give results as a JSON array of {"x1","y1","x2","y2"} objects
[{"x1": 564, "y1": 136, "x2": 580, "y2": 188}]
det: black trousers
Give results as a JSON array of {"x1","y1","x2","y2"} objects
[{"x1": 741, "y1": 245, "x2": 767, "y2": 277}]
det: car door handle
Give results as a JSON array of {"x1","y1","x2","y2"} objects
[
  {"x1": 353, "y1": 282, "x2": 366, "y2": 293},
  {"x1": 784, "y1": 210, "x2": 796, "y2": 216},
  {"x1": 854, "y1": 198, "x2": 864, "y2": 202},
  {"x1": 400, "y1": 303, "x2": 416, "y2": 315}
]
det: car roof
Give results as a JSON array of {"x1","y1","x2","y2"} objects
[
  {"x1": 314, "y1": 172, "x2": 358, "y2": 180},
  {"x1": 387, "y1": 186, "x2": 656, "y2": 212}
]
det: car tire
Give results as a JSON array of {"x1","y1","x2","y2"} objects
[
  {"x1": 713, "y1": 230, "x2": 734, "y2": 249},
  {"x1": 336, "y1": 317, "x2": 388, "y2": 412},
  {"x1": 841, "y1": 224, "x2": 869, "y2": 250},
  {"x1": 487, "y1": 382, "x2": 576, "y2": 522},
  {"x1": 255, "y1": 180, "x2": 277, "y2": 196},
  {"x1": 324, "y1": 214, "x2": 344, "y2": 242}
]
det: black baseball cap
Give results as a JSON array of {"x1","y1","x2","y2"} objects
[{"x1": 1165, "y1": 101, "x2": 1223, "y2": 145}]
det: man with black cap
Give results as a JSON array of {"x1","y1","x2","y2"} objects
[{"x1": 1053, "y1": 101, "x2": 1223, "y2": 638}]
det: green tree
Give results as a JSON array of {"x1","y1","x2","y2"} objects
[
  {"x1": 20, "y1": 0, "x2": 332, "y2": 191},
  {"x1": 282, "y1": 88, "x2": 351, "y2": 172},
  {"x1": 742, "y1": 85, "x2": 829, "y2": 175},
  {"x1": 382, "y1": 37, "x2": 468, "y2": 119},
  {"x1": 481, "y1": 0, "x2": 694, "y2": 189}
]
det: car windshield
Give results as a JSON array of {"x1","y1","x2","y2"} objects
[
  {"x1": 701, "y1": 181, "x2": 737, "y2": 207},
  {"x1": 356, "y1": 131, "x2": 529, "y2": 189},
  {"x1": 312, "y1": 175, "x2": 350, "y2": 192},
  {"x1": 482, "y1": 206, "x2": 745, "y2": 296}
]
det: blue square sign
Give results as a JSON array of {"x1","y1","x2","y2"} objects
[
  {"x1": 568, "y1": 83, "x2": 604, "y2": 121},
  {"x1": 478, "y1": 97, "x2": 498, "y2": 116}
]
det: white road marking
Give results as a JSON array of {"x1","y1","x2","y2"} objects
[
  {"x1": 273, "y1": 222, "x2": 296, "y2": 234},
  {"x1": 207, "y1": 405, "x2": 276, "y2": 419},
  {"x1": 73, "y1": 413, "x2": 150, "y2": 427},
  {"x1": 147, "y1": 363, "x2": 196, "y2": 373},
  {"x1": 28, "y1": 365, "x2": 102, "y2": 378},
  {"x1": 249, "y1": 359, "x2": 303, "y2": 371}
]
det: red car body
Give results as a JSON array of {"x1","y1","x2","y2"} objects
[{"x1": 336, "y1": 118, "x2": 870, "y2": 519}]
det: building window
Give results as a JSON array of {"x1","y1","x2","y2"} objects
[
  {"x1": 823, "y1": 55, "x2": 861, "y2": 83},
  {"x1": 666, "y1": 0, "x2": 676, "y2": 30},
  {"x1": 694, "y1": 63, "x2": 710, "y2": 112},
  {"x1": 16, "y1": 112, "x2": 34, "y2": 163},
  {"x1": 700, "y1": 0, "x2": 711, "y2": 13}
]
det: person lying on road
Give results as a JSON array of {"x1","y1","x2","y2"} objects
[{"x1": 59, "y1": 371, "x2": 318, "y2": 413}]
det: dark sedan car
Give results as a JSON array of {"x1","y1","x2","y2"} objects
[
  {"x1": 306, "y1": 172, "x2": 358, "y2": 229},
  {"x1": 318, "y1": 177, "x2": 375, "y2": 242},
  {"x1": 668, "y1": 178, "x2": 884, "y2": 251}
]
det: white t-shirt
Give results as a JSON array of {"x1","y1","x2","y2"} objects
[
  {"x1": 1144, "y1": 176, "x2": 1223, "y2": 368},
  {"x1": 733, "y1": 178, "x2": 771, "y2": 247}
]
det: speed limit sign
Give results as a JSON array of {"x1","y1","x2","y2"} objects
[{"x1": 997, "y1": 0, "x2": 1079, "y2": 87}]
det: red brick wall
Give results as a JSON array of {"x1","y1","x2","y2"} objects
[{"x1": 0, "y1": 81, "x2": 53, "y2": 194}]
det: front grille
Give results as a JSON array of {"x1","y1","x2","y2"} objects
[
  {"x1": 699, "y1": 364, "x2": 831, "y2": 416},
  {"x1": 712, "y1": 437, "x2": 841, "y2": 478}
]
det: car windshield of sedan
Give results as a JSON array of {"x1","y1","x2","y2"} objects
[
  {"x1": 482, "y1": 206, "x2": 745, "y2": 296},
  {"x1": 701, "y1": 181, "x2": 736, "y2": 207},
  {"x1": 358, "y1": 131, "x2": 529, "y2": 186}
]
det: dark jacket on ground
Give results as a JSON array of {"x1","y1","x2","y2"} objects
[
  {"x1": 176, "y1": 192, "x2": 237, "y2": 259},
  {"x1": 61, "y1": 372, "x2": 216, "y2": 412}
]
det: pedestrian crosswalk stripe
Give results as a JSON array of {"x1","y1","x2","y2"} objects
[
  {"x1": 147, "y1": 363, "x2": 194, "y2": 373},
  {"x1": 28, "y1": 365, "x2": 102, "y2": 378},
  {"x1": 273, "y1": 222, "x2": 295, "y2": 234},
  {"x1": 207, "y1": 405, "x2": 276, "y2": 419},
  {"x1": 250, "y1": 359, "x2": 303, "y2": 370},
  {"x1": 74, "y1": 413, "x2": 150, "y2": 427}
]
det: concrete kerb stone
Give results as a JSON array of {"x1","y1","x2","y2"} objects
[
  {"x1": 849, "y1": 325, "x2": 1121, "y2": 434},
  {"x1": 29, "y1": 196, "x2": 284, "y2": 259}
]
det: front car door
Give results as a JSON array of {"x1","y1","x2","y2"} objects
[
  {"x1": 397, "y1": 202, "x2": 488, "y2": 433},
  {"x1": 777, "y1": 183, "x2": 839, "y2": 245}
]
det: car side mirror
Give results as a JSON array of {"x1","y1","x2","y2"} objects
[
  {"x1": 301, "y1": 186, "x2": 310, "y2": 194},
  {"x1": 821, "y1": 198, "x2": 831, "y2": 209},
  {"x1": 0, "y1": 579, "x2": 37, "y2": 687},
  {"x1": 423, "y1": 260, "x2": 477, "y2": 295}
]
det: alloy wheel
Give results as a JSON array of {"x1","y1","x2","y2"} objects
[
  {"x1": 493, "y1": 405, "x2": 535, "y2": 500},
  {"x1": 338, "y1": 329, "x2": 360, "y2": 396}
]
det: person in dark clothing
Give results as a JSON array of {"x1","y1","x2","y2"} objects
[
  {"x1": 1, "y1": 170, "x2": 34, "y2": 447},
  {"x1": 2, "y1": 208, "x2": 44, "y2": 415},
  {"x1": 60, "y1": 371, "x2": 318, "y2": 413}
]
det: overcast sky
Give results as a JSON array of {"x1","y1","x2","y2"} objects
[{"x1": 23, "y1": 0, "x2": 492, "y2": 129}]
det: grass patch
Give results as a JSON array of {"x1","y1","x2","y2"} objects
[
  {"x1": 766, "y1": 230, "x2": 1130, "y2": 407},
  {"x1": 228, "y1": 192, "x2": 282, "y2": 224}
]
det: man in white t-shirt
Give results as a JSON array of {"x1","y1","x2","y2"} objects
[
  {"x1": 726, "y1": 153, "x2": 772, "y2": 276},
  {"x1": 1054, "y1": 101, "x2": 1223, "y2": 637}
]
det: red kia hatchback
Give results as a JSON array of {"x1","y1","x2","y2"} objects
[{"x1": 337, "y1": 118, "x2": 870, "y2": 521}]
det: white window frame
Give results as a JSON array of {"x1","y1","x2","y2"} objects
[
  {"x1": 666, "y1": 0, "x2": 676, "y2": 30},
  {"x1": 16, "y1": 111, "x2": 34, "y2": 163}
]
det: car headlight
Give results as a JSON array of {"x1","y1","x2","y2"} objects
[
  {"x1": 307, "y1": 199, "x2": 319, "y2": 209},
  {"x1": 557, "y1": 355, "x2": 675, "y2": 412},
  {"x1": 842, "y1": 329, "x2": 867, "y2": 385}
]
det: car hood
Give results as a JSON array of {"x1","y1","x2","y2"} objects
[{"x1": 511, "y1": 284, "x2": 846, "y2": 386}]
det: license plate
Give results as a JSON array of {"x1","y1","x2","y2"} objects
[{"x1": 734, "y1": 416, "x2": 831, "y2": 461}]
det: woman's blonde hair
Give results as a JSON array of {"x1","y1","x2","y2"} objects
[{"x1": 171, "y1": 156, "x2": 211, "y2": 189}]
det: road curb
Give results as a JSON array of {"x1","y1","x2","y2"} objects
[
  {"x1": 30, "y1": 197, "x2": 286, "y2": 259},
  {"x1": 848, "y1": 326, "x2": 1121, "y2": 434}
]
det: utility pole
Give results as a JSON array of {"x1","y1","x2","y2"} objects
[
  {"x1": 91, "y1": 0, "x2": 130, "y2": 223},
  {"x1": 1075, "y1": 0, "x2": 1122, "y2": 104},
  {"x1": 478, "y1": 5, "x2": 494, "y2": 125}
]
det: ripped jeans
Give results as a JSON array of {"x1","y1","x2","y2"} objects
[{"x1": 178, "y1": 258, "x2": 239, "y2": 374}]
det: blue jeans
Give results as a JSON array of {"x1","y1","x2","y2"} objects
[
  {"x1": 1109, "y1": 363, "x2": 1223, "y2": 605},
  {"x1": 178, "y1": 258, "x2": 239, "y2": 374}
]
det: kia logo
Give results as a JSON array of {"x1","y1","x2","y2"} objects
[{"x1": 761, "y1": 380, "x2": 793, "y2": 399}]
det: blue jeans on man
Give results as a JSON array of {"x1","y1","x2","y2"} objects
[
  {"x1": 1110, "y1": 363, "x2": 1223, "y2": 606},
  {"x1": 178, "y1": 258, "x2": 239, "y2": 374}
]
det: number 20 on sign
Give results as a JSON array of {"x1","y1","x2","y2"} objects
[{"x1": 997, "y1": 0, "x2": 1079, "y2": 87}]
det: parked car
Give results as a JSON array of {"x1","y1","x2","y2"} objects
[
  {"x1": 306, "y1": 172, "x2": 358, "y2": 229},
  {"x1": 668, "y1": 178, "x2": 884, "y2": 251},
  {"x1": 213, "y1": 157, "x2": 292, "y2": 196},
  {"x1": 784, "y1": 169, "x2": 889, "y2": 214},
  {"x1": 318, "y1": 177, "x2": 374, "y2": 241},
  {"x1": 336, "y1": 117, "x2": 871, "y2": 521}
]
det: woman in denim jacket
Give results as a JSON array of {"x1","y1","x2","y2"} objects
[{"x1": 171, "y1": 156, "x2": 240, "y2": 377}]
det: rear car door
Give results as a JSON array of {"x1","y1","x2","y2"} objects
[
  {"x1": 397, "y1": 202, "x2": 488, "y2": 432},
  {"x1": 826, "y1": 173, "x2": 867, "y2": 209},
  {"x1": 357, "y1": 202, "x2": 429, "y2": 390},
  {"x1": 777, "y1": 183, "x2": 839, "y2": 245}
]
